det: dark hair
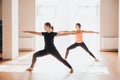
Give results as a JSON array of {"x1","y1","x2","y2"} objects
[
  {"x1": 51, "y1": 26, "x2": 54, "y2": 30},
  {"x1": 44, "y1": 22, "x2": 51, "y2": 27},
  {"x1": 76, "y1": 23, "x2": 81, "y2": 28}
]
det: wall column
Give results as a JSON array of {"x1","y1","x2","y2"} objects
[
  {"x1": 100, "y1": 0, "x2": 118, "y2": 51},
  {"x1": 2, "y1": 0, "x2": 18, "y2": 59},
  {"x1": 118, "y1": 0, "x2": 120, "y2": 58}
]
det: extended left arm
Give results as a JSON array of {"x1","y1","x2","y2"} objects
[{"x1": 82, "y1": 30, "x2": 99, "y2": 34}]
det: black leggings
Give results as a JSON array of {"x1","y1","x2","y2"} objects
[
  {"x1": 30, "y1": 48, "x2": 72, "y2": 69},
  {"x1": 65, "y1": 42, "x2": 96, "y2": 59}
]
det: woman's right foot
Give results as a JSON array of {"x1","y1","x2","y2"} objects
[
  {"x1": 95, "y1": 59, "x2": 99, "y2": 62},
  {"x1": 26, "y1": 67, "x2": 33, "y2": 71}
]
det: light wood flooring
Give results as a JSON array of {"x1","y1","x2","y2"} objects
[{"x1": 0, "y1": 50, "x2": 120, "y2": 80}]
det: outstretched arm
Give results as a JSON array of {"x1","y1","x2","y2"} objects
[
  {"x1": 56, "y1": 31, "x2": 76, "y2": 36},
  {"x1": 23, "y1": 31, "x2": 42, "y2": 36},
  {"x1": 82, "y1": 30, "x2": 99, "y2": 34}
]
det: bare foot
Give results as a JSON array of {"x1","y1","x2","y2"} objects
[
  {"x1": 26, "y1": 67, "x2": 33, "y2": 71},
  {"x1": 70, "y1": 68, "x2": 74, "y2": 73},
  {"x1": 95, "y1": 59, "x2": 99, "y2": 62}
]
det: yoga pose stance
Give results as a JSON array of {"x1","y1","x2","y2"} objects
[
  {"x1": 24, "y1": 22, "x2": 73, "y2": 73},
  {"x1": 65, "y1": 23, "x2": 99, "y2": 62}
]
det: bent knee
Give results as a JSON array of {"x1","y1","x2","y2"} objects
[
  {"x1": 33, "y1": 53, "x2": 37, "y2": 57},
  {"x1": 67, "y1": 47, "x2": 71, "y2": 50}
]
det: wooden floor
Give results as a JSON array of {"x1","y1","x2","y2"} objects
[{"x1": 0, "y1": 50, "x2": 120, "y2": 80}]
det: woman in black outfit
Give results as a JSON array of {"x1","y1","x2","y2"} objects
[{"x1": 24, "y1": 22, "x2": 73, "y2": 73}]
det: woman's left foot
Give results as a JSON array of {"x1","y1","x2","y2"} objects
[{"x1": 26, "y1": 67, "x2": 33, "y2": 71}]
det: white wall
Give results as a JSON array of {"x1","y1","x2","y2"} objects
[
  {"x1": 19, "y1": 0, "x2": 36, "y2": 50},
  {"x1": 100, "y1": 0, "x2": 118, "y2": 36},
  {"x1": 19, "y1": 0, "x2": 35, "y2": 37},
  {"x1": 100, "y1": 0, "x2": 118, "y2": 51},
  {"x1": 0, "y1": 0, "x2": 2, "y2": 20}
]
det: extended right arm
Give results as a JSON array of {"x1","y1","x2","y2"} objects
[
  {"x1": 23, "y1": 31, "x2": 42, "y2": 36},
  {"x1": 56, "y1": 31, "x2": 76, "y2": 36}
]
